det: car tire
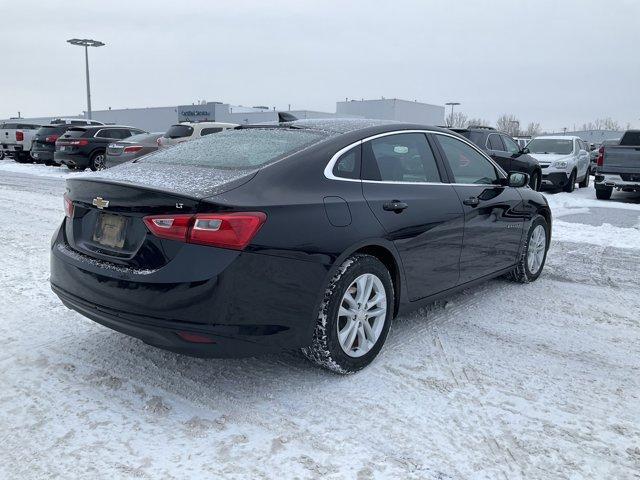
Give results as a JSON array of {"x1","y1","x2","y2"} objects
[
  {"x1": 66, "y1": 164, "x2": 76, "y2": 170},
  {"x1": 89, "y1": 151, "x2": 106, "y2": 171},
  {"x1": 595, "y1": 185, "x2": 613, "y2": 200},
  {"x1": 578, "y1": 168, "x2": 590, "y2": 188},
  {"x1": 302, "y1": 254, "x2": 394, "y2": 374},
  {"x1": 508, "y1": 215, "x2": 549, "y2": 284},
  {"x1": 563, "y1": 170, "x2": 576, "y2": 193}
]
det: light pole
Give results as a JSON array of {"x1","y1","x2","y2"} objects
[
  {"x1": 67, "y1": 38, "x2": 105, "y2": 119},
  {"x1": 445, "y1": 102, "x2": 460, "y2": 126}
]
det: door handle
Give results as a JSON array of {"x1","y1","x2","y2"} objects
[
  {"x1": 463, "y1": 196, "x2": 480, "y2": 207},
  {"x1": 383, "y1": 200, "x2": 408, "y2": 213}
]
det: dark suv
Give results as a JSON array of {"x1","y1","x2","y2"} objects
[
  {"x1": 450, "y1": 126, "x2": 542, "y2": 191},
  {"x1": 55, "y1": 125, "x2": 146, "y2": 171},
  {"x1": 31, "y1": 124, "x2": 72, "y2": 165}
]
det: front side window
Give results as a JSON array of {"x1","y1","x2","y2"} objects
[
  {"x1": 502, "y1": 135, "x2": 520, "y2": 154},
  {"x1": 487, "y1": 134, "x2": 505, "y2": 151},
  {"x1": 436, "y1": 135, "x2": 499, "y2": 185},
  {"x1": 362, "y1": 133, "x2": 441, "y2": 183}
]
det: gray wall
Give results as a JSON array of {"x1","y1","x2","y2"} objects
[
  {"x1": 336, "y1": 99, "x2": 445, "y2": 125},
  {"x1": 89, "y1": 106, "x2": 179, "y2": 132}
]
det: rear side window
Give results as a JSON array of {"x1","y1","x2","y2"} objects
[
  {"x1": 96, "y1": 129, "x2": 118, "y2": 138},
  {"x1": 362, "y1": 133, "x2": 442, "y2": 183},
  {"x1": 487, "y1": 134, "x2": 505, "y2": 151},
  {"x1": 332, "y1": 145, "x2": 361, "y2": 180},
  {"x1": 139, "y1": 128, "x2": 325, "y2": 169},
  {"x1": 436, "y1": 135, "x2": 498, "y2": 185},
  {"x1": 164, "y1": 125, "x2": 194, "y2": 139},
  {"x1": 201, "y1": 127, "x2": 223, "y2": 136}
]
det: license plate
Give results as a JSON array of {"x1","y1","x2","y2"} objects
[{"x1": 93, "y1": 213, "x2": 127, "y2": 248}]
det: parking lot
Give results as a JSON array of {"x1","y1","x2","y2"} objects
[{"x1": 0, "y1": 160, "x2": 638, "y2": 479}]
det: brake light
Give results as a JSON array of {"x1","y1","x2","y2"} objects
[
  {"x1": 143, "y1": 212, "x2": 266, "y2": 250},
  {"x1": 596, "y1": 146, "x2": 604, "y2": 167},
  {"x1": 63, "y1": 194, "x2": 74, "y2": 218},
  {"x1": 15, "y1": 131, "x2": 24, "y2": 141},
  {"x1": 123, "y1": 145, "x2": 143, "y2": 153},
  {"x1": 45, "y1": 134, "x2": 59, "y2": 143},
  {"x1": 156, "y1": 138, "x2": 162, "y2": 147}
]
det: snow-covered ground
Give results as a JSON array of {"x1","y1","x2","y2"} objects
[{"x1": 1, "y1": 160, "x2": 639, "y2": 479}]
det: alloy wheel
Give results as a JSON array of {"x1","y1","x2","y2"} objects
[
  {"x1": 527, "y1": 225, "x2": 546, "y2": 274},
  {"x1": 336, "y1": 273, "x2": 387, "y2": 358},
  {"x1": 93, "y1": 154, "x2": 106, "y2": 171}
]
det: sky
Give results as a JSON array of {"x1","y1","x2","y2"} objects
[{"x1": 1, "y1": 0, "x2": 638, "y2": 131}]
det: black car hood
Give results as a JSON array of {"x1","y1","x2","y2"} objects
[{"x1": 85, "y1": 162, "x2": 259, "y2": 199}]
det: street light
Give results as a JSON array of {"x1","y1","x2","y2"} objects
[
  {"x1": 67, "y1": 38, "x2": 105, "y2": 119},
  {"x1": 445, "y1": 102, "x2": 461, "y2": 126}
]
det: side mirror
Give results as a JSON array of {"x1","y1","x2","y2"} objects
[
  {"x1": 507, "y1": 171, "x2": 529, "y2": 188},
  {"x1": 519, "y1": 147, "x2": 530, "y2": 154}
]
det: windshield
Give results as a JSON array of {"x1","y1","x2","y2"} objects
[
  {"x1": 526, "y1": 139, "x2": 574, "y2": 155},
  {"x1": 138, "y1": 128, "x2": 326, "y2": 169}
]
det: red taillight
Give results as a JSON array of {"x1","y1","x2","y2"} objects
[
  {"x1": 15, "y1": 131, "x2": 24, "y2": 141},
  {"x1": 177, "y1": 332, "x2": 216, "y2": 344},
  {"x1": 123, "y1": 145, "x2": 143, "y2": 153},
  {"x1": 45, "y1": 134, "x2": 59, "y2": 143},
  {"x1": 57, "y1": 139, "x2": 89, "y2": 146},
  {"x1": 596, "y1": 146, "x2": 604, "y2": 167},
  {"x1": 156, "y1": 138, "x2": 162, "y2": 147},
  {"x1": 63, "y1": 194, "x2": 74, "y2": 218},
  {"x1": 143, "y1": 212, "x2": 266, "y2": 250}
]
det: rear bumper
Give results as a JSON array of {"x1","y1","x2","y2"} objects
[
  {"x1": 31, "y1": 149, "x2": 54, "y2": 162},
  {"x1": 595, "y1": 174, "x2": 640, "y2": 190},
  {"x1": 50, "y1": 223, "x2": 328, "y2": 357},
  {"x1": 54, "y1": 151, "x2": 90, "y2": 168}
]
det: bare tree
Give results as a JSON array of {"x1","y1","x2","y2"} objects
[
  {"x1": 466, "y1": 117, "x2": 491, "y2": 128},
  {"x1": 581, "y1": 118, "x2": 622, "y2": 131},
  {"x1": 446, "y1": 111, "x2": 468, "y2": 128},
  {"x1": 496, "y1": 114, "x2": 520, "y2": 136},
  {"x1": 524, "y1": 122, "x2": 541, "y2": 136}
]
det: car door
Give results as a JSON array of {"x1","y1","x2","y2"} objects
[
  {"x1": 432, "y1": 133, "x2": 526, "y2": 284},
  {"x1": 576, "y1": 140, "x2": 590, "y2": 176},
  {"x1": 360, "y1": 131, "x2": 464, "y2": 301},
  {"x1": 485, "y1": 133, "x2": 511, "y2": 172}
]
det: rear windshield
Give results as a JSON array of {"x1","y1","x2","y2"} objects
[
  {"x1": 61, "y1": 128, "x2": 90, "y2": 139},
  {"x1": 124, "y1": 133, "x2": 152, "y2": 143},
  {"x1": 36, "y1": 125, "x2": 69, "y2": 136},
  {"x1": 526, "y1": 138, "x2": 574, "y2": 155},
  {"x1": 164, "y1": 125, "x2": 194, "y2": 139},
  {"x1": 139, "y1": 128, "x2": 325, "y2": 169},
  {"x1": 620, "y1": 131, "x2": 640, "y2": 146}
]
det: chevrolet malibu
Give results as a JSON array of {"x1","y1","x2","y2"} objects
[{"x1": 50, "y1": 120, "x2": 552, "y2": 374}]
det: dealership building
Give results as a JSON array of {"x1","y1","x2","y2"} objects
[{"x1": 1, "y1": 98, "x2": 446, "y2": 132}]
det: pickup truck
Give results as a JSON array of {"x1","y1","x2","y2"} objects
[
  {"x1": 594, "y1": 130, "x2": 640, "y2": 200},
  {"x1": 0, "y1": 121, "x2": 41, "y2": 162}
]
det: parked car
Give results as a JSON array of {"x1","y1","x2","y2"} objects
[
  {"x1": 0, "y1": 121, "x2": 41, "y2": 162},
  {"x1": 54, "y1": 125, "x2": 147, "y2": 171},
  {"x1": 105, "y1": 132, "x2": 163, "y2": 168},
  {"x1": 157, "y1": 122, "x2": 238, "y2": 148},
  {"x1": 51, "y1": 120, "x2": 552, "y2": 374},
  {"x1": 525, "y1": 135, "x2": 591, "y2": 192},
  {"x1": 594, "y1": 130, "x2": 640, "y2": 200},
  {"x1": 450, "y1": 126, "x2": 542, "y2": 190},
  {"x1": 31, "y1": 124, "x2": 73, "y2": 165}
]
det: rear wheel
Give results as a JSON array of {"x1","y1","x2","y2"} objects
[
  {"x1": 509, "y1": 215, "x2": 548, "y2": 283},
  {"x1": 66, "y1": 164, "x2": 76, "y2": 170},
  {"x1": 302, "y1": 254, "x2": 394, "y2": 374},
  {"x1": 563, "y1": 170, "x2": 576, "y2": 193},
  {"x1": 595, "y1": 185, "x2": 613, "y2": 200},
  {"x1": 578, "y1": 168, "x2": 590, "y2": 188},
  {"x1": 89, "y1": 151, "x2": 106, "y2": 171}
]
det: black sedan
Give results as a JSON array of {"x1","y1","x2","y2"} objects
[{"x1": 50, "y1": 120, "x2": 551, "y2": 374}]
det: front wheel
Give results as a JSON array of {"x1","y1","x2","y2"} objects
[
  {"x1": 89, "y1": 151, "x2": 106, "y2": 171},
  {"x1": 302, "y1": 254, "x2": 394, "y2": 374},
  {"x1": 509, "y1": 215, "x2": 549, "y2": 283},
  {"x1": 563, "y1": 170, "x2": 576, "y2": 193},
  {"x1": 578, "y1": 168, "x2": 590, "y2": 188}
]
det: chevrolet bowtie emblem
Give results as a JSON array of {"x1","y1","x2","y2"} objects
[{"x1": 92, "y1": 197, "x2": 110, "y2": 209}]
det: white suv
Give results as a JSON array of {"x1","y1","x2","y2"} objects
[
  {"x1": 526, "y1": 135, "x2": 591, "y2": 192},
  {"x1": 157, "y1": 122, "x2": 238, "y2": 148}
]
